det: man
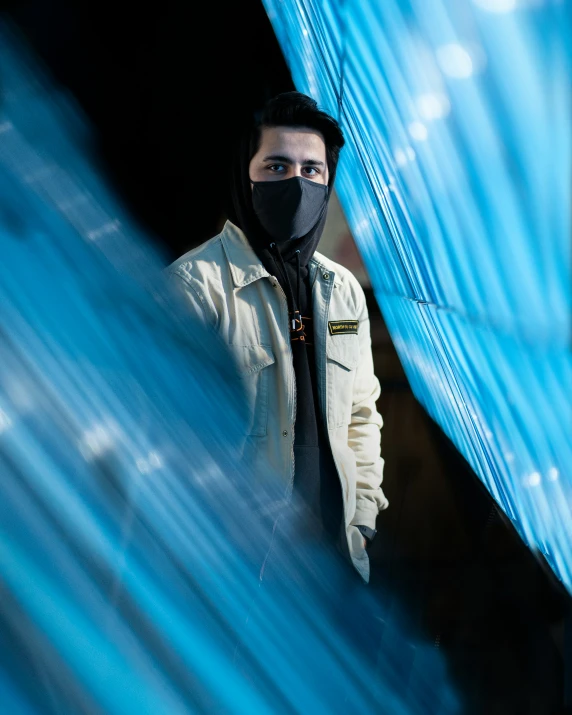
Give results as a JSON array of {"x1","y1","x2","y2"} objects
[{"x1": 168, "y1": 92, "x2": 387, "y2": 583}]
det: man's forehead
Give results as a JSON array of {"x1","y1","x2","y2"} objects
[{"x1": 258, "y1": 125, "x2": 326, "y2": 155}]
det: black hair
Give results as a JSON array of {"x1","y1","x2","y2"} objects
[
  {"x1": 249, "y1": 91, "x2": 345, "y2": 188},
  {"x1": 228, "y1": 91, "x2": 345, "y2": 248}
]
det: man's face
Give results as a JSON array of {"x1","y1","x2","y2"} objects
[{"x1": 249, "y1": 126, "x2": 329, "y2": 186}]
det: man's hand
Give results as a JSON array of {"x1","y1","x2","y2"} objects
[{"x1": 363, "y1": 537, "x2": 368, "y2": 549}]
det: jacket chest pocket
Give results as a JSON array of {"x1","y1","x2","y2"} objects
[
  {"x1": 326, "y1": 334, "x2": 360, "y2": 429},
  {"x1": 234, "y1": 344, "x2": 275, "y2": 437}
]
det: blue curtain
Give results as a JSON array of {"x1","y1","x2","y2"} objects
[{"x1": 262, "y1": 0, "x2": 572, "y2": 591}]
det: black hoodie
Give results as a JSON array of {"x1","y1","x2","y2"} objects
[{"x1": 229, "y1": 134, "x2": 344, "y2": 545}]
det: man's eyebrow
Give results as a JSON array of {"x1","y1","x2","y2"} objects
[
  {"x1": 261, "y1": 154, "x2": 292, "y2": 164},
  {"x1": 262, "y1": 154, "x2": 325, "y2": 167}
]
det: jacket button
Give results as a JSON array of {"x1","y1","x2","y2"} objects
[
  {"x1": 323, "y1": 272, "x2": 330, "y2": 280},
  {"x1": 282, "y1": 430, "x2": 288, "y2": 437}
]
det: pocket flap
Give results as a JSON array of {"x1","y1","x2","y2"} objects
[
  {"x1": 326, "y1": 335, "x2": 360, "y2": 370},
  {"x1": 235, "y1": 344, "x2": 275, "y2": 376}
]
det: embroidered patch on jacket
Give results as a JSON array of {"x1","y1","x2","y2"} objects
[{"x1": 328, "y1": 320, "x2": 359, "y2": 335}]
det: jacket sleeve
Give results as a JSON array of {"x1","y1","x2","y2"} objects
[{"x1": 348, "y1": 280, "x2": 388, "y2": 531}]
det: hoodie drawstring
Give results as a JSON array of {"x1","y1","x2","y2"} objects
[
  {"x1": 269, "y1": 243, "x2": 304, "y2": 341},
  {"x1": 295, "y1": 249, "x2": 301, "y2": 309}
]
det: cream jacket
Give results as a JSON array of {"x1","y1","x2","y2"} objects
[{"x1": 168, "y1": 221, "x2": 387, "y2": 582}]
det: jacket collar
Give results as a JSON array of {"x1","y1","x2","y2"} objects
[
  {"x1": 221, "y1": 221, "x2": 271, "y2": 288},
  {"x1": 221, "y1": 220, "x2": 342, "y2": 288},
  {"x1": 310, "y1": 250, "x2": 343, "y2": 287}
]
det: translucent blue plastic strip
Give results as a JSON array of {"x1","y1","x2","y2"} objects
[{"x1": 263, "y1": 0, "x2": 572, "y2": 590}]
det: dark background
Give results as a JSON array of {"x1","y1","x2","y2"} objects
[
  {"x1": 3, "y1": 0, "x2": 294, "y2": 258},
  {"x1": 4, "y1": 2, "x2": 571, "y2": 712}
]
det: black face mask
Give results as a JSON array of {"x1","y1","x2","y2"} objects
[{"x1": 251, "y1": 176, "x2": 329, "y2": 243}]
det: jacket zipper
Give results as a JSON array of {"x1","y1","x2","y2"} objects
[
  {"x1": 257, "y1": 277, "x2": 296, "y2": 583},
  {"x1": 272, "y1": 277, "x2": 297, "y2": 492}
]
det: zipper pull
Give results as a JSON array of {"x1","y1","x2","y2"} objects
[{"x1": 290, "y1": 310, "x2": 303, "y2": 333}]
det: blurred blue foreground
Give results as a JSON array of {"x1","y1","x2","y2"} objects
[{"x1": 0, "y1": 25, "x2": 460, "y2": 715}]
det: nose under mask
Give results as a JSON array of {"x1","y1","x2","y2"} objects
[{"x1": 251, "y1": 176, "x2": 329, "y2": 243}]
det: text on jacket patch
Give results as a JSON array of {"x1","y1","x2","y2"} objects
[{"x1": 328, "y1": 320, "x2": 359, "y2": 335}]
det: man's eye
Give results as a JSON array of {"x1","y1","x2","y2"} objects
[
  {"x1": 268, "y1": 164, "x2": 285, "y2": 172},
  {"x1": 304, "y1": 167, "x2": 319, "y2": 177}
]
